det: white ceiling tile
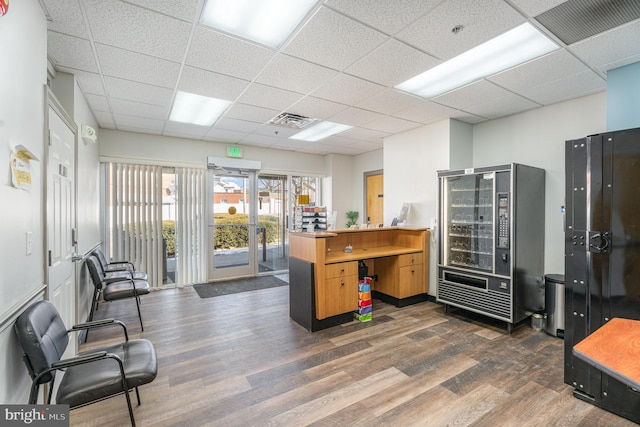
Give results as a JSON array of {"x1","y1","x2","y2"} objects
[
  {"x1": 125, "y1": 0, "x2": 200, "y2": 22},
  {"x1": 361, "y1": 116, "x2": 422, "y2": 134},
  {"x1": 187, "y1": 27, "x2": 275, "y2": 81},
  {"x1": 325, "y1": 0, "x2": 442, "y2": 35},
  {"x1": 117, "y1": 126, "x2": 161, "y2": 136},
  {"x1": 518, "y1": 70, "x2": 606, "y2": 105},
  {"x1": 433, "y1": 80, "x2": 525, "y2": 110},
  {"x1": 104, "y1": 77, "x2": 174, "y2": 106},
  {"x1": 393, "y1": 100, "x2": 460, "y2": 124},
  {"x1": 464, "y1": 94, "x2": 540, "y2": 119},
  {"x1": 163, "y1": 121, "x2": 209, "y2": 138},
  {"x1": 93, "y1": 111, "x2": 115, "y2": 128},
  {"x1": 48, "y1": 32, "x2": 98, "y2": 72},
  {"x1": 329, "y1": 107, "x2": 387, "y2": 127},
  {"x1": 205, "y1": 128, "x2": 250, "y2": 143},
  {"x1": 510, "y1": 0, "x2": 568, "y2": 17},
  {"x1": 340, "y1": 127, "x2": 390, "y2": 142},
  {"x1": 42, "y1": 0, "x2": 89, "y2": 39},
  {"x1": 253, "y1": 124, "x2": 299, "y2": 138},
  {"x1": 114, "y1": 114, "x2": 165, "y2": 131},
  {"x1": 288, "y1": 96, "x2": 348, "y2": 120},
  {"x1": 239, "y1": 133, "x2": 281, "y2": 147},
  {"x1": 284, "y1": 6, "x2": 388, "y2": 71},
  {"x1": 178, "y1": 66, "x2": 250, "y2": 101},
  {"x1": 434, "y1": 80, "x2": 541, "y2": 119},
  {"x1": 95, "y1": 44, "x2": 180, "y2": 89},
  {"x1": 357, "y1": 89, "x2": 423, "y2": 115},
  {"x1": 84, "y1": 0, "x2": 191, "y2": 62},
  {"x1": 346, "y1": 39, "x2": 440, "y2": 87},
  {"x1": 109, "y1": 98, "x2": 169, "y2": 120},
  {"x1": 397, "y1": 0, "x2": 525, "y2": 60},
  {"x1": 225, "y1": 104, "x2": 280, "y2": 124},
  {"x1": 63, "y1": 70, "x2": 105, "y2": 96},
  {"x1": 571, "y1": 20, "x2": 640, "y2": 73},
  {"x1": 450, "y1": 112, "x2": 488, "y2": 124},
  {"x1": 312, "y1": 74, "x2": 386, "y2": 105},
  {"x1": 488, "y1": 49, "x2": 591, "y2": 91},
  {"x1": 215, "y1": 118, "x2": 262, "y2": 133},
  {"x1": 256, "y1": 54, "x2": 339, "y2": 94},
  {"x1": 346, "y1": 140, "x2": 384, "y2": 152},
  {"x1": 84, "y1": 94, "x2": 110, "y2": 112},
  {"x1": 236, "y1": 84, "x2": 304, "y2": 111}
]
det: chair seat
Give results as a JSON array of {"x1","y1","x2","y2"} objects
[
  {"x1": 103, "y1": 280, "x2": 150, "y2": 301},
  {"x1": 57, "y1": 339, "x2": 157, "y2": 408},
  {"x1": 106, "y1": 270, "x2": 148, "y2": 281}
]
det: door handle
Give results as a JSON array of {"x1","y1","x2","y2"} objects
[{"x1": 589, "y1": 231, "x2": 610, "y2": 253}]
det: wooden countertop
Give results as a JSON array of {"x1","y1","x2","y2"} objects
[
  {"x1": 291, "y1": 226, "x2": 429, "y2": 238},
  {"x1": 325, "y1": 245, "x2": 421, "y2": 264},
  {"x1": 573, "y1": 317, "x2": 640, "y2": 390}
]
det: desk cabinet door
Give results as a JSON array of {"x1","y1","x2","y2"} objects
[
  {"x1": 399, "y1": 263, "x2": 424, "y2": 298},
  {"x1": 323, "y1": 275, "x2": 358, "y2": 318}
]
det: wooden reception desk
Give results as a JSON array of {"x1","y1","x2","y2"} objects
[{"x1": 289, "y1": 227, "x2": 429, "y2": 331}]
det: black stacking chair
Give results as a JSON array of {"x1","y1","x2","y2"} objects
[
  {"x1": 92, "y1": 249, "x2": 148, "y2": 281},
  {"x1": 14, "y1": 301, "x2": 157, "y2": 427},
  {"x1": 86, "y1": 255, "x2": 150, "y2": 331}
]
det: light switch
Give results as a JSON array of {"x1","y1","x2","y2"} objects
[{"x1": 26, "y1": 231, "x2": 33, "y2": 255}]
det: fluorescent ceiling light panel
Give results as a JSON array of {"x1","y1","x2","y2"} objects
[
  {"x1": 169, "y1": 91, "x2": 231, "y2": 126},
  {"x1": 200, "y1": 0, "x2": 318, "y2": 48},
  {"x1": 290, "y1": 121, "x2": 353, "y2": 142},
  {"x1": 396, "y1": 23, "x2": 559, "y2": 98}
]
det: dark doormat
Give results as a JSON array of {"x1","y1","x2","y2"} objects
[{"x1": 193, "y1": 276, "x2": 288, "y2": 299}]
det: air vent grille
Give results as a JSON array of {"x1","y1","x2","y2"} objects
[
  {"x1": 269, "y1": 112, "x2": 317, "y2": 129},
  {"x1": 535, "y1": 0, "x2": 640, "y2": 45}
]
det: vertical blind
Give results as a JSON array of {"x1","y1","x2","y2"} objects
[
  {"x1": 175, "y1": 167, "x2": 206, "y2": 286},
  {"x1": 105, "y1": 163, "x2": 164, "y2": 288}
]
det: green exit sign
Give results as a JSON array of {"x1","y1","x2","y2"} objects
[{"x1": 226, "y1": 146, "x2": 243, "y2": 158}]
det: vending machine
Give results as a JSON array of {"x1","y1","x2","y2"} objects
[{"x1": 437, "y1": 163, "x2": 545, "y2": 333}]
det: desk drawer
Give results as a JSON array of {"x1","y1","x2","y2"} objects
[
  {"x1": 325, "y1": 261, "x2": 358, "y2": 279},
  {"x1": 399, "y1": 252, "x2": 423, "y2": 267}
]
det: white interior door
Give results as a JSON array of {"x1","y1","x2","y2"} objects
[{"x1": 47, "y1": 103, "x2": 76, "y2": 354}]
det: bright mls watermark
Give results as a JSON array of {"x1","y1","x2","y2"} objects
[{"x1": 1, "y1": 405, "x2": 69, "y2": 426}]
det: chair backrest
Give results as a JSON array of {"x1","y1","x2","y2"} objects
[
  {"x1": 14, "y1": 301, "x2": 69, "y2": 383},
  {"x1": 86, "y1": 255, "x2": 106, "y2": 287},
  {"x1": 92, "y1": 249, "x2": 110, "y2": 271}
]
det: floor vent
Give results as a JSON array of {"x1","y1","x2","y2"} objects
[
  {"x1": 269, "y1": 112, "x2": 317, "y2": 129},
  {"x1": 535, "y1": 0, "x2": 640, "y2": 45}
]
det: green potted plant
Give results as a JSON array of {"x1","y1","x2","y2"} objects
[{"x1": 345, "y1": 210, "x2": 359, "y2": 228}]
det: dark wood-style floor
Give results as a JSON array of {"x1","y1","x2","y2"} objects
[{"x1": 73, "y1": 284, "x2": 636, "y2": 426}]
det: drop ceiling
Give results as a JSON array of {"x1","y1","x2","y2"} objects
[{"x1": 41, "y1": 0, "x2": 640, "y2": 156}]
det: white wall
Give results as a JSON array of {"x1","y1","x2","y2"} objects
[
  {"x1": 473, "y1": 92, "x2": 607, "y2": 275},
  {"x1": 0, "y1": 0, "x2": 47, "y2": 405},
  {"x1": 384, "y1": 119, "x2": 451, "y2": 295},
  {"x1": 99, "y1": 129, "x2": 327, "y2": 175}
]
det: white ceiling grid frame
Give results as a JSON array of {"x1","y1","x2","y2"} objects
[
  {"x1": 177, "y1": 66, "x2": 251, "y2": 101},
  {"x1": 312, "y1": 73, "x2": 387, "y2": 105},
  {"x1": 48, "y1": 32, "x2": 99, "y2": 73},
  {"x1": 103, "y1": 77, "x2": 174, "y2": 107},
  {"x1": 288, "y1": 96, "x2": 350, "y2": 121},
  {"x1": 255, "y1": 54, "x2": 340, "y2": 94}
]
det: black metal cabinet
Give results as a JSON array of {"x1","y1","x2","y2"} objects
[{"x1": 565, "y1": 127, "x2": 640, "y2": 423}]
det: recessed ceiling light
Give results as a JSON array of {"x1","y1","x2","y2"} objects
[
  {"x1": 290, "y1": 121, "x2": 353, "y2": 142},
  {"x1": 169, "y1": 91, "x2": 231, "y2": 126},
  {"x1": 396, "y1": 23, "x2": 559, "y2": 98},
  {"x1": 200, "y1": 0, "x2": 318, "y2": 49}
]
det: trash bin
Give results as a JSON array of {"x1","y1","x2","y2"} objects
[{"x1": 544, "y1": 274, "x2": 565, "y2": 338}]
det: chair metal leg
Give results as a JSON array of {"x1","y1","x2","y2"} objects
[
  {"x1": 134, "y1": 294, "x2": 144, "y2": 331},
  {"x1": 123, "y1": 385, "x2": 136, "y2": 427},
  {"x1": 86, "y1": 288, "x2": 101, "y2": 343},
  {"x1": 135, "y1": 387, "x2": 141, "y2": 405}
]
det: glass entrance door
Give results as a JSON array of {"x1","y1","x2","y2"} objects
[
  {"x1": 208, "y1": 170, "x2": 257, "y2": 280},
  {"x1": 257, "y1": 175, "x2": 288, "y2": 273}
]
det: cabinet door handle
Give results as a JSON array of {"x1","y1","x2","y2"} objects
[
  {"x1": 340, "y1": 279, "x2": 344, "y2": 286},
  {"x1": 340, "y1": 269, "x2": 344, "y2": 274}
]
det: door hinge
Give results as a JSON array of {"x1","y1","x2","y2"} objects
[{"x1": 48, "y1": 250, "x2": 52, "y2": 266}]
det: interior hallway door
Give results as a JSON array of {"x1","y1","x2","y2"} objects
[
  {"x1": 47, "y1": 99, "x2": 76, "y2": 355},
  {"x1": 366, "y1": 173, "x2": 384, "y2": 225}
]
